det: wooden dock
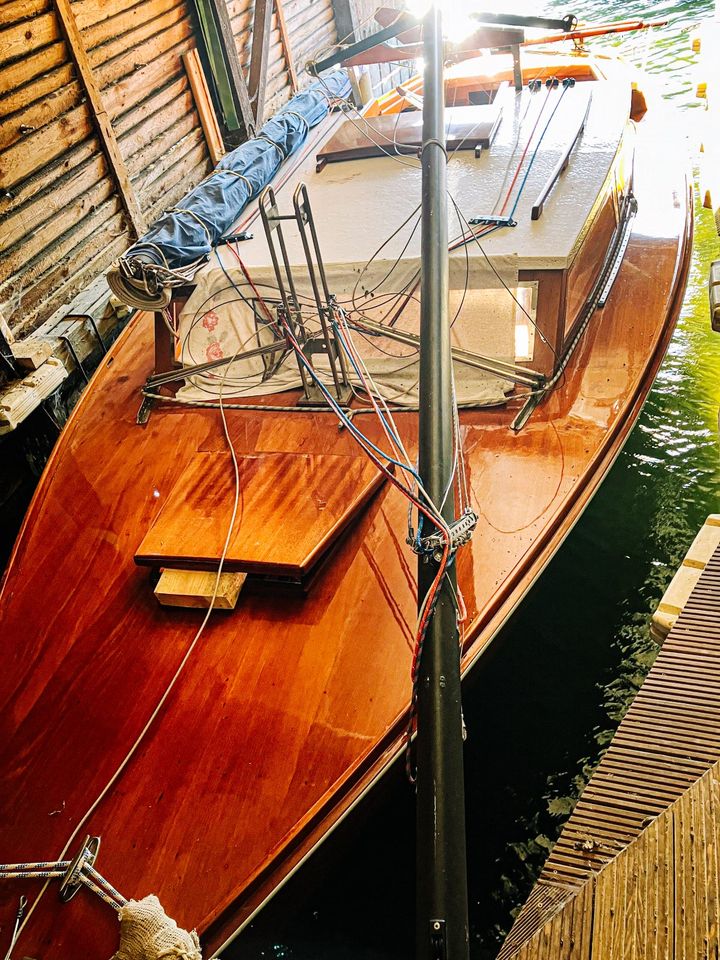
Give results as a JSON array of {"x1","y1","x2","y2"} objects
[{"x1": 498, "y1": 540, "x2": 720, "y2": 959}]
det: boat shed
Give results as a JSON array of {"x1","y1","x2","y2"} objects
[{"x1": 0, "y1": 0, "x2": 406, "y2": 552}]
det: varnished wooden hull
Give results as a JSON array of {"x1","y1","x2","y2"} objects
[{"x1": 0, "y1": 95, "x2": 691, "y2": 958}]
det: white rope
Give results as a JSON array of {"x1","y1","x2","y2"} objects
[
  {"x1": 220, "y1": 171, "x2": 254, "y2": 193},
  {"x1": 280, "y1": 110, "x2": 310, "y2": 132},
  {"x1": 0, "y1": 859, "x2": 126, "y2": 910},
  {"x1": 255, "y1": 135, "x2": 285, "y2": 159},
  {"x1": 7, "y1": 355, "x2": 243, "y2": 955}
]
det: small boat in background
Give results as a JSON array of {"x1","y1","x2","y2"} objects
[{"x1": 0, "y1": 26, "x2": 691, "y2": 959}]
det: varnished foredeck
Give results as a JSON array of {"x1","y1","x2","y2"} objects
[
  {"x1": 498, "y1": 542, "x2": 720, "y2": 960},
  {"x1": 0, "y1": 108, "x2": 691, "y2": 957}
]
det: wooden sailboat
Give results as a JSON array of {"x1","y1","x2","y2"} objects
[{"x1": 0, "y1": 31, "x2": 691, "y2": 959}]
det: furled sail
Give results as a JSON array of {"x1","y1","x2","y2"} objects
[{"x1": 107, "y1": 71, "x2": 351, "y2": 309}]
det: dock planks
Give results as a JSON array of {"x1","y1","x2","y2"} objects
[{"x1": 499, "y1": 542, "x2": 720, "y2": 959}]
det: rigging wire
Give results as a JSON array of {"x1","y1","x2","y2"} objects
[
  {"x1": 140, "y1": 71, "x2": 580, "y2": 785},
  {"x1": 215, "y1": 251, "x2": 460, "y2": 788}
]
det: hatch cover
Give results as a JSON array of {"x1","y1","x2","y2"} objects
[{"x1": 135, "y1": 451, "x2": 387, "y2": 578}]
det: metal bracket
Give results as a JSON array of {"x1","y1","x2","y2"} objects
[
  {"x1": 259, "y1": 183, "x2": 353, "y2": 407},
  {"x1": 214, "y1": 230, "x2": 253, "y2": 247},
  {"x1": 468, "y1": 215, "x2": 517, "y2": 228},
  {"x1": 137, "y1": 394, "x2": 155, "y2": 425},
  {"x1": 510, "y1": 388, "x2": 545, "y2": 433},
  {"x1": 59, "y1": 836, "x2": 100, "y2": 903},
  {"x1": 63, "y1": 313, "x2": 108, "y2": 356},
  {"x1": 709, "y1": 259, "x2": 720, "y2": 332},
  {"x1": 411, "y1": 509, "x2": 479, "y2": 560},
  {"x1": 58, "y1": 334, "x2": 89, "y2": 384}
]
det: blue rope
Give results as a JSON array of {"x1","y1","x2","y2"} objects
[{"x1": 331, "y1": 314, "x2": 414, "y2": 460}]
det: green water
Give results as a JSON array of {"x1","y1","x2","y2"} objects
[{"x1": 229, "y1": 6, "x2": 720, "y2": 958}]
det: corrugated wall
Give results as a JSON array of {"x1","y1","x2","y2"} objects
[{"x1": 0, "y1": 0, "x2": 337, "y2": 342}]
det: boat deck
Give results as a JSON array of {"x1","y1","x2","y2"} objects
[
  {"x1": 0, "y1": 71, "x2": 691, "y2": 960},
  {"x1": 498, "y1": 541, "x2": 720, "y2": 959},
  {"x1": 207, "y1": 65, "x2": 629, "y2": 281}
]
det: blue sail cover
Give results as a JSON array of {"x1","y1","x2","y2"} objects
[{"x1": 125, "y1": 71, "x2": 351, "y2": 270}]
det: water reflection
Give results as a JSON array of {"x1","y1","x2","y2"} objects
[{"x1": 468, "y1": 5, "x2": 720, "y2": 947}]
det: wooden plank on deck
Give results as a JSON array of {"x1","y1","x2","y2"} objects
[{"x1": 135, "y1": 451, "x2": 387, "y2": 577}]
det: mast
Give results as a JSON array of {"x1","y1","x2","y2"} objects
[{"x1": 415, "y1": 6, "x2": 470, "y2": 960}]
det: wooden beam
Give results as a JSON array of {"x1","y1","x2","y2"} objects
[
  {"x1": 248, "y1": 0, "x2": 273, "y2": 124},
  {"x1": 330, "y1": 0, "x2": 358, "y2": 46},
  {"x1": 194, "y1": 0, "x2": 256, "y2": 139},
  {"x1": 154, "y1": 568, "x2": 247, "y2": 609},
  {"x1": 274, "y1": 0, "x2": 298, "y2": 95},
  {"x1": 183, "y1": 48, "x2": 226, "y2": 165},
  {"x1": 0, "y1": 357, "x2": 68, "y2": 435},
  {"x1": 52, "y1": 0, "x2": 146, "y2": 239}
]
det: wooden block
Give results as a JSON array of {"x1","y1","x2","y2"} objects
[
  {"x1": 154, "y1": 568, "x2": 246, "y2": 610},
  {"x1": 651, "y1": 516, "x2": 720, "y2": 642},
  {"x1": 652, "y1": 564, "x2": 704, "y2": 642},
  {"x1": 0, "y1": 358, "x2": 67, "y2": 434},
  {"x1": 12, "y1": 338, "x2": 53, "y2": 370}
]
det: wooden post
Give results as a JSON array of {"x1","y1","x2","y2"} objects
[
  {"x1": 275, "y1": 0, "x2": 298, "y2": 95},
  {"x1": 193, "y1": 0, "x2": 257, "y2": 140},
  {"x1": 154, "y1": 310, "x2": 180, "y2": 395},
  {"x1": 330, "y1": 0, "x2": 358, "y2": 45},
  {"x1": 248, "y1": 0, "x2": 273, "y2": 124},
  {"x1": 52, "y1": 0, "x2": 146, "y2": 239}
]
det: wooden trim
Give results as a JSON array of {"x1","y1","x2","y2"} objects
[
  {"x1": 52, "y1": 0, "x2": 146, "y2": 238},
  {"x1": 248, "y1": 0, "x2": 273, "y2": 124},
  {"x1": 153, "y1": 309, "x2": 181, "y2": 395},
  {"x1": 183, "y1": 48, "x2": 225, "y2": 165},
  {"x1": 517, "y1": 269, "x2": 567, "y2": 379},
  {"x1": 563, "y1": 188, "x2": 619, "y2": 344},
  {"x1": 274, "y1": 0, "x2": 298, "y2": 95}
]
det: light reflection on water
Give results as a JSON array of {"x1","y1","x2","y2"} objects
[{"x1": 229, "y1": 5, "x2": 720, "y2": 958}]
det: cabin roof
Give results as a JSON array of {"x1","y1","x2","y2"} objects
[{"x1": 207, "y1": 75, "x2": 629, "y2": 282}]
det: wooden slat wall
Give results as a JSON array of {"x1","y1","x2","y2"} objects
[
  {"x1": 0, "y1": 0, "x2": 363, "y2": 341},
  {"x1": 0, "y1": 0, "x2": 214, "y2": 340},
  {"x1": 228, "y1": 0, "x2": 338, "y2": 123}
]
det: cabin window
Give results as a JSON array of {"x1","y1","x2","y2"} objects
[{"x1": 512, "y1": 285, "x2": 538, "y2": 362}]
